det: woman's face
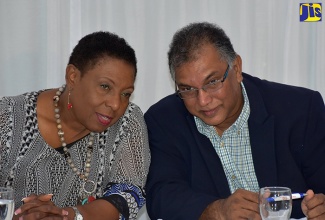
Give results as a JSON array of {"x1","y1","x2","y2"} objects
[{"x1": 67, "y1": 57, "x2": 135, "y2": 133}]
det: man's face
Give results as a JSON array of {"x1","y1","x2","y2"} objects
[{"x1": 175, "y1": 44, "x2": 244, "y2": 133}]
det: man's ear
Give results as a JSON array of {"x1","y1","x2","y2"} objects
[
  {"x1": 65, "y1": 64, "x2": 80, "y2": 87},
  {"x1": 233, "y1": 55, "x2": 243, "y2": 83}
]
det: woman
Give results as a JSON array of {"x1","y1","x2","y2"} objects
[{"x1": 0, "y1": 31, "x2": 150, "y2": 220}]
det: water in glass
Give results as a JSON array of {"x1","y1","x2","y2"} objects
[
  {"x1": 0, "y1": 187, "x2": 14, "y2": 220},
  {"x1": 259, "y1": 186, "x2": 292, "y2": 220}
]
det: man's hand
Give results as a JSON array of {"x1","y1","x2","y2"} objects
[
  {"x1": 302, "y1": 189, "x2": 325, "y2": 219},
  {"x1": 13, "y1": 194, "x2": 69, "y2": 220},
  {"x1": 199, "y1": 189, "x2": 262, "y2": 220}
]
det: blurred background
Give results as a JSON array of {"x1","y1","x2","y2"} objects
[{"x1": 0, "y1": 1, "x2": 324, "y2": 219}]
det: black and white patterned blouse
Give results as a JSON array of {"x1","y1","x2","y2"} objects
[{"x1": 0, "y1": 90, "x2": 150, "y2": 220}]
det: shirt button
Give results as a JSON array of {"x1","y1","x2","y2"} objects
[
  {"x1": 232, "y1": 175, "x2": 236, "y2": 180},
  {"x1": 237, "y1": 130, "x2": 240, "y2": 135},
  {"x1": 220, "y1": 142, "x2": 224, "y2": 147}
]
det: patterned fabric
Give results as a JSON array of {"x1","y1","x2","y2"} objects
[
  {"x1": 195, "y1": 82, "x2": 260, "y2": 193},
  {"x1": 0, "y1": 90, "x2": 150, "y2": 220},
  {"x1": 102, "y1": 183, "x2": 146, "y2": 220}
]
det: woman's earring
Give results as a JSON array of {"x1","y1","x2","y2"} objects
[{"x1": 67, "y1": 90, "x2": 73, "y2": 110}]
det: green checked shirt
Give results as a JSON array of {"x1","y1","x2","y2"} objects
[{"x1": 194, "y1": 82, "x2": 260, "y2": 194}]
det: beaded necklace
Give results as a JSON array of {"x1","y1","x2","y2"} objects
[{"x1": 53, "y1": 84, "x2": 96, "y2": 204}]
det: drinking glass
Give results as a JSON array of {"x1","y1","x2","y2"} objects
[
  {"x1": 0, "y1": 187, "x2": 14, "y2": 220},
  {"x1": 259, "y1": 186, "x2": 292, "y2": 220}
]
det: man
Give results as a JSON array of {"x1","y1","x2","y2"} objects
[{"x1": 144, "y1": 22, "x2": 325, "y2": 219}]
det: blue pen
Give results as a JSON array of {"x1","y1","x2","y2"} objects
[{"x1": 266, "y1": 193, "x2": 307, "y2": 202}]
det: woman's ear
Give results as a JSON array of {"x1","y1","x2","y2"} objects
[{"x1": 65, "y1": 64, "x2": 79, "y2": 87}]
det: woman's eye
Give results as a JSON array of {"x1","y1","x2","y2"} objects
[
  {"x1": 121, "y1": 92, "x2": 132, "y2": 98},
  {"x1": 101, "y1": 84, "x2": 110, "y2": 90}
]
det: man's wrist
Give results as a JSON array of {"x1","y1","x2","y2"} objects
[{"x1": 199, "y1": 199, "x2": 224, "y2": 220}]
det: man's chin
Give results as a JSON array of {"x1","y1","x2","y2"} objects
[{"x1": 201, "y1": 117, "x2": 224, "y2": 127}]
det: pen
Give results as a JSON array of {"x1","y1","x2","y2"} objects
[{"x1": 266, "y1": 193, "x2": 307, "y2": 202}]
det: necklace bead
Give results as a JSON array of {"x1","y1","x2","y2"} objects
[{"x1": 53, "y1": 84, "x2": 94, "y2": 182}]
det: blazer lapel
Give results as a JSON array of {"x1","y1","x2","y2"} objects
[
  {"x1": 187, "y1": 114, "x2": 231, "y2": 198},
  {"x1": 244, "y1": 77, "x2": 278, "y2": 188}
]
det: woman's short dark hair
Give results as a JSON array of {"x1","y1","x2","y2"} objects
[
  {"x1": 68, "y1": 31, "x2": 137, "y2": 77},
  {"x1": 168, "y1": 22, "x2": 237, "y2": 80}
]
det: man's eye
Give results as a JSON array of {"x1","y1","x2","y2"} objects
[
  {"x1": 208, "y1": 79, "x2": 218, "y2": 85},
  {"x1": 179, "y1": 87, "x2": 194, "y2": 92}
]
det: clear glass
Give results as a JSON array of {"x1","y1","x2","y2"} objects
[
  {"x1": 259, "y1": 186, "x2": 292, "y2": 220},
  {"x1": 0, "y1": 187, "x2": 14, "y2": 220}
]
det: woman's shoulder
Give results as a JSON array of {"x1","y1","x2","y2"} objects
[
  {"x1": 108, "y1": 102, "x2": 146, "y2": 133},
  {"x1": 1, "y1": 90, "x2": 42, "y2": 108},
  {"x1": 0, "y1": 90, "x2": 49, "y2": 123},
  {"x1": 1, "y1": 94, "x2": 28, "y2": 115},
  {"x1": 123, "y1": 102, "x2": 146, "y2": 124},
  {"x1": 0, "y1": 91, "x2": 41, "y2": 143},
  {"x1": 126, "y1": 102, "x2": 144, "y2": 117}
]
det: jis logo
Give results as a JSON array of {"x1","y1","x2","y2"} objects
[{"x1": 300, "y1": 3, "x2": 322, "y2": 22}]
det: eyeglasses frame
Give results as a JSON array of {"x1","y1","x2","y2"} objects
[{"x1": 175, "y1": 64, "x2": 230, "y2": 99}]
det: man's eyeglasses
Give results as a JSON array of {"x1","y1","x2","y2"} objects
[{"x1": 177, "y1": 64, "x2": 230, "y2": 99}]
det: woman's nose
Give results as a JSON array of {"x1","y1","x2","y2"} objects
[{"x1": 105, "y1": 94, "x2": 121, "y2": 111}]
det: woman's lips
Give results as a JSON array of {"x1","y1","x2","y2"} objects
[{"x1": 96, "y1": 113, "x2": 112, "y2": 126}]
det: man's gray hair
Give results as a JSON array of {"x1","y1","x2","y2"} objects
[{"x1": 168, "y1": 22, "x2": 237, "y2": 80}]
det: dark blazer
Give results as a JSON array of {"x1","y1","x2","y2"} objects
[{"x1": 144, "y1": 73, "x2": 325, "y2": 220}]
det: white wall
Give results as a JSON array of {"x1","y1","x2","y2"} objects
[{"x1": 1, "y1": 0, "x2": 324, "y2": 113}]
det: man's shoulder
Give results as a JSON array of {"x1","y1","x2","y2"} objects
[
  {"x1": 243, "y1": 73, "x2": 324, "y2": 117},
  {"x1": 144, "y1": 93, "x2": 193, "y2": 128},
  {"x1": 145, "y1": 93, "x2": 186, "y2": 115},
  {"x1": 243, "y1": 73, "x2": 318, "y2": 98}
]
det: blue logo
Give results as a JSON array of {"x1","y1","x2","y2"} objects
[{"x1": 300, "y1": 3, "x2": 322, "y2": 22}]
